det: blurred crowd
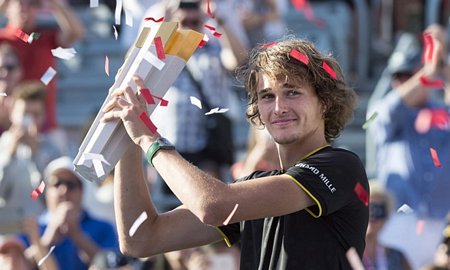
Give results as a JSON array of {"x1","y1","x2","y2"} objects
[{"x1": 1, "y1": 0, "x2": 450, "y2": 269}]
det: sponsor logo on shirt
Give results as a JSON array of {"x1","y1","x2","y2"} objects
[{"x1": 296, "y1": 163, "x2": 337, "y2": 193}]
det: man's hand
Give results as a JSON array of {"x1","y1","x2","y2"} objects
[
  {"x1": 41, "y1": 202, "x2": 81, "y2": 246},
  {"x1": 101, "y1": 76, "x2": 160, "y2": 152}
]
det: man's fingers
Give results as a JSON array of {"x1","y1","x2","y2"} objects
[
  {"x1": 101, "y1": 110, "x2": 122, "y2": 122},
  {"x1": 123, "y1": 86, "x2": 141, "y2": 106}
]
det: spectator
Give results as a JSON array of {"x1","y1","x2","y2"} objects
[
  {"x1": 367, "y1": 23, "x2": 450, "y2": 268},
  {"x1": 0, "y1": 0, "x2": 84, "y2": 131},
  {"x1": 19, "y1": 156, "x2": 119, "y2": 270},
  {"x1": 368, "y1": 23, "x2": 450, "y2": 219},
  {"x1": 0, "y1": 42, "x2": 22, "y2": 135},
  {"x1": 0, "y1": 82, "x2": 62, "y2": 231},
  {"x1": 421, "y1": 218, "x2": 450, "y2": 270},
  {"x1": 103, "y1": 37, "x2": 367, "y2": 269},
  {"x1": 363, "y1": 180, "x2": 411, "y2": 270},
  {"x1": 150, "y1": 0, "x2": 247, "y2": 211}
]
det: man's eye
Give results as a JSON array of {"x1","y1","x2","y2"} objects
[
  {"x1": 287, "y1": 90, "x2": 299, "y2": 96},
  {"x1": 260, "y1": 94, "x2": 274, "y2": 99}
]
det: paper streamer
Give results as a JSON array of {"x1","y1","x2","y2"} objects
[
  {"x1": 322, "y1": 61, "x2": 337, "y2": 79},
  {"x1": 140, "y1": 88, "x2": 155, "y2": 104},
  {"x1": 139, "y1": 112, "x2": 157, "y2": 133},
  {"x1": 416, "y1": 219, "x2": 425, "y2": 235},
  {"x1": 144, "y1": 52, "x2": 165, "y2": 70},
  {"x1": 113, "y1": 25, "x2": 118, "y2": 40},
  {"x1": 51, "y1": 47, "x2": 76, "y2": 60},
  {"x1": 14, "y1": 28, "x2": 30, "y2": 43},
  {"x1": 153, "y1": 95, "x2": 168, "y2": 106},
  {"x1": 223, "y1": 204, "x2": 239, "y2": 225},
  {"x1": 362, "y1": 112, "x2": 378, "y2": 130},
  {"x1": 205, "y1": 107, "x2": 229, "y2": 115},
  {"x1": 190, "y1": 96, "x2": 202, "y2": 109},
  {"x1": 204, "y1": 24, "x2": 222, "y2": 38},
  {"x1": 144, "y1": 17, "x2": 165, "y2": 22},
  {"x1": 259, "y1": 41, "x2": 276, "y2": 49},
  {"x1": 206, "y1": 0, "x2": 214, "y2": 18},
  {"x1": 419, "y1": 76, "x2": 444, "y2": 88},
  {"x1": 90, "y1": 0, "x2": 98, "y2": 8},
  {"x1": 129, "y1": 211, "x2": 148, "y2": 237},
  {"x1": 40, "y1": 67, "x2": 57, "y2": 86},
  {"x1": 31, "y1": 181, "x2": 46, "y2": 201},
  {"x1": 430, "y1": 147, "x2": 442, "y2": 167},
  {"x1": 37, "y1": 245, "x2": 55, "y2": 267},
  {"x1": 397, "y1": 204, "x2": 414, "y2": 214},
  {"x1": 154, "y1": 36, "x2": 166, "y2": 60},
  {"x1": 290, "y1": 49, "x2": 309, "y2": 65},
  {"x1": 346, "y1": 247, "x2": 364, "y2": 270},
  {"x1": 353, "y1": 182, "x2": 368, "y2": 206},
  {"x1": 124, "y1": 6, "x2": 133, "y2": 27},
  {"x1": 114, "y1": 0, "x2": 123, "y2": 25},
  {"x1": 105, "y1": 56, "x2": 110, "y2": 76},
  {"x1": 83, "y1": 153, "x2": 111, "y2": 178}
]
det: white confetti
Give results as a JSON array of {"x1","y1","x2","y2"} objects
[
  {"x1": 190, "y1": 96, "x2": 202, "y2": 109},
  {"x1": 51, "y1": 47, "x2": 77, "y2": 60},
  {"x1": 205, "y1": 107, "x2": 229, "y2": 115},
  {"x1": 346, "y1": 247, "x2": 364, "y2": 270},
  {"x1": 37, "y1": 245, "x2": 55, "y2": 267},
  {"x1": 397, "y1": 204, "x2": 414, "y2": 214},
  {"x1": 83, "y1": 153, "x2": 111, "y2": 178},
  {"x1": 129, "y1": 211, "x2": 148, "y2": 237},
  {"x1": 40, "y1": 67, "x2": 57, "y2": 86},
  {"x1": 0, "y1": 92, "x2": 6, "y2": 96},
  {"x1": 223, "y1": 204, "x2": 239, "y2": 225},
  {"x1": 124, "y1": 6, "x2": 133, "y2": 27},
  {"x1": 144, "y1": 52, "x2": 165, "y2": 70},
  {"x1": 114, "y1": 0, "x2": 123, "y2": 25},
  {"x1": 105, "y1": 55, "x2": 110, "y2": 76},
  {"x1": 113, "y1": 25, "x2": 118, "y2": 40},
  {"x1": 90, "y1": 0, "x2": 98, "y2": 8}
]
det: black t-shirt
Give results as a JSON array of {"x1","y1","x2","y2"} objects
[{"x1": 218, "y1": 146, "x2": 369, "y2": 270}]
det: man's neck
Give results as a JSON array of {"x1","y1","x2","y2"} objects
[{"x1": 277, "y1": 137, "x2": 328, "y2": 169}]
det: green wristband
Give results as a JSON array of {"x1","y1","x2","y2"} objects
[{"x1": 145, "y1": 137, "x2": 175, "y2": 166}]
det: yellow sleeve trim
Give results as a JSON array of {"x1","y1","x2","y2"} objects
[
  {"x1": 284, "y1": 174, "x2": 323, "y2": 218},
  {"x1": 213, "y1": 227, "x2": 232, "y2": 247}
]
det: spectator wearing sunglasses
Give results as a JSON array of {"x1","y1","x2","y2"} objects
[
  {"x1": 18, "y1": 156, "x2": 119, "y2": 270},
  {"x1": 363, "y1": 180, "x2": 412, "y2": 270}
]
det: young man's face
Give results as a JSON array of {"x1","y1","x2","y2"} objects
[
  {"x1": 256, "y1": 73, "x2": 325, "y2": 146},
  {"x1": 0, "y1": 53, "x2": 22, "y2": 96}
]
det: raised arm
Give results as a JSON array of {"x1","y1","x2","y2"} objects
[
  {"x1": 48, "y1": 0, "x2": 85, "y2": 47},
  {"x1": 114, "y1": 136, "x2": 221, "y2": 258}
]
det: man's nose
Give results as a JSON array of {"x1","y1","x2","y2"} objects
[{"x1": 274, "y1": 96, "x2": 287, "y2": 114}]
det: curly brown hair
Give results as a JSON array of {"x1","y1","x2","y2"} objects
[{"x1": 237, "y1": 37, "x2": 357, "y2": 143}]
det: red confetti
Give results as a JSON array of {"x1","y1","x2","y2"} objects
[
  {"x1": 206, "y1": 0, "x2": 214, "y2": 18},
  {"x1": 430, "y1": 147, "x2": 442, "y2": 167},
  {"x1": 430, "y1": 109, "x2": 450, "y2": 129},
  {"x1": 259, "y1": 41, "x2": 276, "y2": 49},
  {"x1": 290, "y1": 49, "x2": 309, "y2": 65},
  {"x1": 416, "y1": 219, "x2": 425, "y2": 235},
  {"x1": 139, "y1": 112, "x2": 157, "y2": 133},
  {"x1": 14, "y1": 28, "x2": 30, "y2": 43},
  {"x1": 419, "y1": 76, "x2": 445, "y2": 88},
  {"x1": 204, "y1": 24, "x2": 222, "y2": 38},
  {"x1": 144, "y1": 17, "x2": 164, "y2": 22},
  {"x1": 353, "y1": 182, "x2": 368, "y2": 206},
  {"x1": 153, "y1": 36, "x2": 166, "y2": 60},
  {"x1": 31, "y1": 181, "x2": 46, "y2": 201},
  {"x1": 153, "y1": 95, "x2": 168, "y2": 107},
  {"x1": 422, "y1": 33, "x2": 434, "y2": 64},
  {"x1": 291, "y1": 0, "x2": 306, "y2": 10},
  {"x1": 139, "y1": 88, "x2": 155, "y2": 104},
  {"x1": 198, "y1": 39, "x2": 207, "y2": 48},
  {"x1": 322, "y1": 61, "x2": 337, "y2": 79}
]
